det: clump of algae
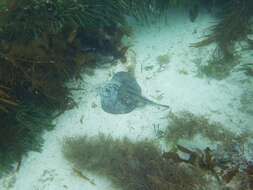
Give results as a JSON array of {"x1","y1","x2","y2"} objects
[
  {"x1": 196, "y1": 55, "x2": 238, "y2": 80},
  {"x1": 62, "y1": 134, "x2": 208, "y2": 190},
  {"x1": 163, "y1": 111, "x2": 253, "y2": 190},
  {"x1": 156, "y1": 54, "x2": 170, "y2": 65},
  {"x1": 165, "y1": 111, "x2": 251, "y2": 149}
]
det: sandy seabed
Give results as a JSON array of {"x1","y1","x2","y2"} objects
[{"x1": 1, "y1": 10, "x2": 253, "y2": 190}]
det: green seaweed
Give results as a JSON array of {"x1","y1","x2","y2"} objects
[
  {"x1": 196, "y1": 54, "x2": 238, "y2": 80},
  {"x1": 0, "y1": 0, "x2": 128, "y2": 43},
  {"x1": 127, "y1": 0, "x2": 196, "y2": 24},
  {"x1": 237, "y1": 63, "x2": 253, "y2": 77},
  {"x1": 0, "y1": 0, "x2": 133, "y2": 178},
  {"x1": 0, "y1": 104, "x2": 54, "y2": 176},
  {"x1": 62, "y1": 134, "x2": 208, "y2": 190},
  {"x1": 191, "y1": 0, "x2": 253, "y2": 59},
  {"x1": 156, "y1": 54, "x2": 170, "y2": 65},
  {"x1": 164, "y1": 111, "x2": 252, "y2": 149},
  {"x1": 240, "y1": 89, "x2": 253, "y2": 115}
]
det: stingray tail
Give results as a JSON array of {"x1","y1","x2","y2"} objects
[
  {"x1": 156, "y1": 103, "x2": 170, "y2": 109},
  {"x1": 143, "y1": 97, "x2": 170, "y2": 109},
  {"x1": 152, "y1": 102, "x2": 170, "y2": 109}
]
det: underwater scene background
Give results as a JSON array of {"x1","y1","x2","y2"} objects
[{"x1": 0, "y1": 0, "x2": 253, "y2": 189}]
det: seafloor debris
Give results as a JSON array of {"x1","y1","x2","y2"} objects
[
  {"x1": 72, "y1": 168, "x2": 96, "y2": 185},
  {"x1": 163, "y1": 111, "x2": 253, "y2": 189}
]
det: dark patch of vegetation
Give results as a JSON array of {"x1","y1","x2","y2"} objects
[
  {"x1": 191, "y1": 0, "x2": 253, "y2": 79},
  {"x1": 189, "y1": 3, "x2": 199, "y2": 22},
  {"x1": 0, "y1": 0, "x2": 130, "y2": 176},
  {"x1": 62, "y1": 134, "x2": 208, "y2": 190},
  {"x1": 163, "y1": 111, "x2": 253, "y2": 189},
  {"x1": 192, "y1": 0, "x2": 253, "y2": 58},
  {"x1": 0, "y1": 104, "x2": 54, "y2": 174},
  {"x1": 0, "y1": 0, "x2": 128, "y2": 43},
  {"x1": 127, "y1": 0, "x2": 200, "y2": 24}
]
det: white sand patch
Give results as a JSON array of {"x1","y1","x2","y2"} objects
[{"x1": 1, "y1": 10, "x2": 252, "y2": 190}]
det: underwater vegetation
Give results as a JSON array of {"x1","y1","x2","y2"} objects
[
  {"x1": 156, "y1": 54, "x2": 170, "y2": 65},
  {"x1": 0, "y1": 104, "x2": 54, "y2": 176},
  {"x1": 163, "y1": 111, "x2": 253, "y2": 189},
  {"x1": 0, "y1": 0, "x2": 131, "y2": 176},
  {"x1": 196, "y1": 54, "x2": 239, "y2": 80},
  {"x1": 240, "y1": 89, "x2": 253, "y2": 115},
  {"x1": 63, "y1": 134, "x2": 209, "y2": 190},
  {"x1": 238, "y1": 63, "x2": 253, "y2": 77},
  {"x1": 0, "y1": 85, "x2": 18, "y2": 113},
  {"x1": 192, "y1": 0, "x2": 253, "y2": 58},
  {"x1": 62, "y1": 130, "x2": 253, "y2": 189},
  {"x1": 192, "y1": 0, "x2": 253, "y2": 79},
  {"x1": 189, "y1": 3, "x2": 199, "y2": 22},
  {"x1": 164, "y1": 111, "x2": 252, "y2": 150},
  {"x1": 127, "y1": 0, "x2": 200, "y2": 24},
  {"x1": 0, "y1": 0, "x2": 128, "y2": 42}
]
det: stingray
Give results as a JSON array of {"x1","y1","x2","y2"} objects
[{"x1": 99, "y1": 71, "x2": 170, "y2": 114}]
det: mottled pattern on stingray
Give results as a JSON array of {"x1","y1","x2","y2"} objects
[
  {"x1": 100, "y1": 71, "x2": 142, "y2": 114},
  {"x1": 100, "y1": 71, "x2": 170, "y2": 114}
]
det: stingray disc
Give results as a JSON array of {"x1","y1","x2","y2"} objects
[{"x1": 100, "y1": 72, "x2": 142, "y2": 114}]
